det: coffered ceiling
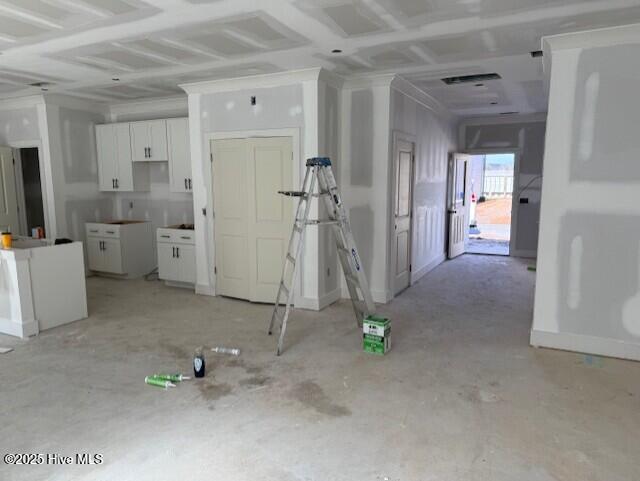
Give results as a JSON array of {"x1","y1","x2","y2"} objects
[{"x1": 0, "y1": 0, "x2": 639, "y2": 115}]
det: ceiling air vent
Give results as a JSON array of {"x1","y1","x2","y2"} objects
[
  {"x1": 530, "y1": 50, "x2": 543, "y2": 58},
  {"x1": 441, "y1": 73, "x2": 501, "y2": 85}
]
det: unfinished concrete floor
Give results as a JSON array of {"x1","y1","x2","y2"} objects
[{"x1": 1, "y1": 255, "x2": 639, "y2": 481}]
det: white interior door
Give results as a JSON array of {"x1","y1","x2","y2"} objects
[
  {"x1": 393, "y1": 139, "x2": 414, "y2": 295},
  {"x1": 247, "y1": 137, "x2": 293, "y2": 302},
  {"x1": 212, "y1": 139, "x2": 250, "y2": 299},
  {"x1": 0, "y1": 146, "x2": 20, "y2": 233},
  {"x1": 212, "y1": 136, "x2": 293, "y2": 302},
  {"x1": 448, "y1": 153, "x2": 471, "y2": 259}
]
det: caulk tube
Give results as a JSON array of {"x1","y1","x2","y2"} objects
[
  {"x1": 152, "y1": 374, "x2": 191, "y2": 382},
  {"x1": 145, "y1": 376, "x2": 176, "y2": 388}
]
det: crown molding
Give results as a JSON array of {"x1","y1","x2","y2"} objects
[
  {"x1": 180, "y1": 67, "x2": 324, "y2": 95},
  {"x1": 543, "y1": 21, "x2": 640, "y2": 51},
  {"x1": 0, "y1": 94, "x2": 45, "y2": 110},
  {"x1": 108, "y1": 95, "x2": 188, "y2": 120},
  {"x1": 390, "y1": 74, "x2": 455, "y2": 121}
]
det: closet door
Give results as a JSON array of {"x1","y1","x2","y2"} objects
[
  {"x1": 212, "y1": 138, "x2": 250, "y2": 299},
  {"x1": 246, "y1": 137, "x2": 293, "y2": 302}
]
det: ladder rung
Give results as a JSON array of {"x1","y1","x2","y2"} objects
[
  {"x1": 305, "y1": 220, "x2": 339, "y2": 226},
  {"x1": 286, "y1": 254, "x2": 296, "y2": 264},
  {"x1": 279, "y1": 283, "x2": 289, "y2": 298}
]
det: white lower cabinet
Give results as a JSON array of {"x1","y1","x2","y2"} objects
[
  {"x1": 157, "y1": 227, "x2": 196, "y2": 286},
  {"x1": 86, "y1": 221, "x2": 155, "y2": 278}
]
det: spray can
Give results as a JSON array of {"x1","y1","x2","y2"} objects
[
  {"x1": 193, "y1": 347, "x2": 205, "y2": 378},
  {"x1": 153, "y1": 373, "x2": 191, "y2": 382},
  {"x1": 211, "y1": 347, "x2": 241, "y2": 356},
  {"x1": 145, "y1": 376, "x2": 176, "y2": 388}
]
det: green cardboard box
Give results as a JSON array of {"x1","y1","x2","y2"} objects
[{"x1": 363, "y1": 315, "x2": 391, "y2": 355}]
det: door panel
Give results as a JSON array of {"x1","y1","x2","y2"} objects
[
  {"x1": 157, "y1": 243, "x2": 175, "y2": 280},
  {"x1": 148, "y1": 120, "x2": 168, "y2": 161},
  {"x1": 178, "y1": 244, "x2": 196, "y2": 284},
  {"x1": 448, "y1": 153, "x2": 471, "y2": 259},
  {"x1": 96, "y1": 125, "x2": 117, "y2": 191},
  {"x1": 247, "y1": 137, "x2": 293, "y2": 302},
  {"x1": 102, "y1": 239, "x2": 123, "y2": 274},
  {"x1": 393, "y1": 139, "x2": 414, "y2": 295},
  {"x1": 167, "y1": 118, "x2": 191, "y2": 193},
  {"x1": 86, "y1": 238, "x2": 104, "y2": 272},
  {"x1": 114, "y1": 123, "x2": 133, "y2": 191},
  {"x1": 212, "y1": 139, "x2": 250, "y2": 299},
  {"x1": 130, "y1": 122, "x2": 149, "y2": 162}
]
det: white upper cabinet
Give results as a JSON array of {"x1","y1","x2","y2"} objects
[
  {"x1": 96, "y1": 123, "x2": 149, "y2": 192},
  {"x1": 167, "y1": 118, "x2": 192, "y2": 193},
  {"x1": 130, "y1": 119, "x2": 168, "y2": 162}
]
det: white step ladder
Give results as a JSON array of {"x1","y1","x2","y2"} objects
[{"x1": 268, "y1": 157, "x2": 375, "y2": 355}]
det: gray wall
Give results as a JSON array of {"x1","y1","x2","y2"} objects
[{"x1": 461, "y1": 118, "x2": 546, "y2": 256}]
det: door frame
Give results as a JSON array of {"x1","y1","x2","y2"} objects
[
  {"x1": 8, "y1": 141, "x2": 51, "y2": 239},
  {"x1": 206, "y1": 128, "x2": 301, "y2": 301},
  {"x1": 462, "y1": 148, "x2": 521, "y2": 257},
  {"x1": 388, "y1": 130, "x2": 416, "y2": 298}
]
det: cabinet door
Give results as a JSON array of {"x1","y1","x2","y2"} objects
[
  {"x1": 102, "y1": 239, "x2": 124, "y2": 274},
  {"x1": 147, "y1": 120, "x2": 168, "y2": 161},
  {"x1": 157, "y1": 243, "x2": 176, "y2": 281},
  {"x1": 130, "y1": 122, "x2": 150, "y2": 162},
  {"x1": 87, "y1": 237, "x2": 104, "y2": 272},
  {"x1": 96, "y1": 125, "x2": 117, "y2": 191},
  {"x1": 177, "y1": 244, "x2": 196, "y2": 284},
  {"x1": 114, "y1": 123, "x2": 134, "y2": 191},
  {"x1": 167, "y1": 118, "x2": 191, "y2": 193}
]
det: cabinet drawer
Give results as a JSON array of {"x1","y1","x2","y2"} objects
[
  {"x1": 156, "y1": 228, "x2": 195, "y2": 245},
  {"x1": 85, "y1": 223, "x2": 121, "y2": 238}
]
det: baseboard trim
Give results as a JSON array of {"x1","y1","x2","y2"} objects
[
  {"x1": 530, "y1": 329, "x2": 640, "y2": 362},
  {"x1": 319, "y1": 287, "x2": 341, "y2": 310},
  {"x1": 340, "y1": 286, "x2": 390, "y2": 304},
  {"x1": 0, "y1": 318, "x2": 38, "y2": 338},
  {"x1": 195, "y1": 283, "x2": 215, "y2": 296},
  {"x1": 511, "y1": 249, "x2": 537, "y2": 259},
  {"x1": 411, "y1": 253, "x2": 446, "y2": 284}
]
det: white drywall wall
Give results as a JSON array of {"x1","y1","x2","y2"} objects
[
  {"x1": 339, "y1": 79, "x2": 393, "y2": 303},
  {"x1": 390, "y1": 83, "x2": 457, "y2": 284},
  {"x1": 183, "y1": 70, "x2": 325, "y2": 307},
  {"x1": 0, "y1": 106, "x2": 40, "y2": 144},
  {"x1": 459, "y1": 115, "x2": 546, "y2": 258},
  {"x1": 531, "y1": 23, "x2": 640, "y2": 361}
]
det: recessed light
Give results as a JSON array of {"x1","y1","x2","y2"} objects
[
  {"x1": 41, "y1": 88, "x2": 48, "y2": 91},
  {"x1": 530, "y1": 50, "x2": 543, "y2": 58},
  {"x1": 112, "y1": 77, "x2": 120, "y2": 81},
  {"x1": 490, "y1": 102, "x2": 498, "y2": 105},
  {"x1": 331, "y1": 49, "x2": 342, "y2": 54},
  {"x1": 475, "y1": 83, "x2": 484, "y2": 87}
]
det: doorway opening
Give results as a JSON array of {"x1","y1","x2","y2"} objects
[
  {"x1": 15, "y1": 147, "x2": 46, "y2": 238},
  {"x1": 467, "y1": 153, "x2": 515, "y2": 256}
]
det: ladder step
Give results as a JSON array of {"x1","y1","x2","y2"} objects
[{"x1": 286, "y1": 254, "x2": 296, "y2": 264}]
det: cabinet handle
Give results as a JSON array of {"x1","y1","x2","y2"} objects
[
  {"x1": 112, "y1": 179, "x2": 115, "y2": 189},
  {"x1": 161, "y1": 235, "x2": 170, "y2": 238},
  {"x1": 180, "y1": 236, "x2": 191, "y2": 240},
  {"x1": 106, "y1": 230, "x2": 115, "y2": 234},
  {"x1": 144, "y1": 147, "x2": 148, "y2": 158},
  {"x1": 99, "y1": 240, "x2": 103, "y2": 250},
  {"x1": 188, "y1": 178, "x2": 192, "y2": 190},
  {"x1": 89, "y1": 229, "x2": 98, "y2": 233},
  {"x1": 148, "y1": 146, "x2": 152, "y2": 158},
  {"x1": 184, "y1": 178, "x2": 188, "y2": 190},
  {"x1": 176, "y1": 247, "x2": 179, "y2": 258},
  {"x1": 115, "y1": 178, "x2": 119, "y2": 189}
]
